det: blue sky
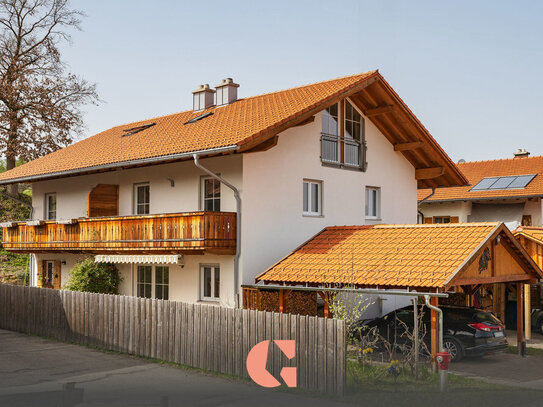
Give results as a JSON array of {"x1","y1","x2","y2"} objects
[{"x1": 63, "y1": 0, "x2": 543, "y2": 162}]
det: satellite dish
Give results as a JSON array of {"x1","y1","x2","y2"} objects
[{"x1": 457, "y1": 159, "x2": 466, "y2": 164}]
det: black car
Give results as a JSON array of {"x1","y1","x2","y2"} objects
[{"x1": 363, "y1": 305, "x2": 508, "y2": 362}]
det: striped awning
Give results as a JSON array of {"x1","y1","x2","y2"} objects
[{"x1": 94, "y1": 255, "x2": 183, "y2": 265}]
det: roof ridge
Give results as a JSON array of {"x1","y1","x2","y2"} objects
[
  {"x1": 373, "y1": 222, "x2": 500, "y2": 228},
  {"x1": 458, "y1": 155, "x2": 543, "y2": 166},
  {"x1": 106, "y1": 70, "x2": 379, "y2": 131}
]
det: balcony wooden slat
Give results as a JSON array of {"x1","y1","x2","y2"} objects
[{"x1": 1, "y1": 212, "x2": 236, "y2": 255}]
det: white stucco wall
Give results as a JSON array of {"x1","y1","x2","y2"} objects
[
  {"x1": 28, "y1": 104, "x2": 421, "y2": 309},
  {"x1": 241, "y1": 110, "x2": 418, "y2": 285},
  {"x1": 31, "y1": 154, "x2": 242, "y2": 220},
  {"x1": 32, "y1": 253, "x2": 235, "y2": 307},
  {"x1": 419, "y1": 201, "x2": 472, "y2": 223},
  {"x1": 420, "y1": 198, "x2": 542, "y2": 227}
]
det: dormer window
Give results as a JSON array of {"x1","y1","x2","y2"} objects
[{"x1": 321, "y1": 99, "x2": 366, "y2": 171}]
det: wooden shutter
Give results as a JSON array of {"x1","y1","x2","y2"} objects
[
  {"x1": 424, "y1": 217, "x2": 433, "y2": 224},
  {"x1": 450, "y1": 216, "x2": 459, "y2": 223},
  {"x1": 88, "y1": 184, "x2": 119, "y2": 217},
  {"x1": 53, "y1": 261, "x2": 62, "y2": 289}
]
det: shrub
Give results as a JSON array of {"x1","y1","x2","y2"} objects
[{"x1": 64, "y1": 259, "x2": 122, "y2": 294}]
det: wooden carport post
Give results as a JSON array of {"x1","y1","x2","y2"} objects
[{"x1": 516, "y1": 282, "x2": 525, "y2": 354}]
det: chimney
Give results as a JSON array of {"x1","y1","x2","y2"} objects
[
  {"x1": 513, "y1": 148, "x2": 530, "y2": 158},
  {"x1": 192, "y1": 84, "x2": 215, "y2": 111},
  {"x1": 215, "y1": 78, "x2": 239, "y2": 106}
]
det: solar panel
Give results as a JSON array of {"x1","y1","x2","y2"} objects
[
  {"x1": 470, "y1": 174, "x2": 537, "y2": 191},
  {"x1": 470, "y1": 177, "x2": 499, "y2": 191},
  {"x1": 508, "y1": 174, "x2": 536, "y2": 189}
]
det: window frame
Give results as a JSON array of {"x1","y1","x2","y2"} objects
[
  {"x1": 365, "y1": 186, "x2": 381, "y2": 220},
  {"x1": 133, "y1": 182, "x2": 150, "y2": 215},
  {"x1": 44, "y1": 192, "x2": 57, "y2": 220},
  {"x1": 320, "y1": 98, "x2": 366, "y2": 171},
  {"x1": 200, "y1": 176, "x2": 221, "y2": 212},
  {"x1": 200, "y1": 264, "x2": 220, "y2": 301},
  {"x1": 302, "y1": 179, "x2": 323, "y2": 217},
  {"x1": 135, "y1": 264, "x2": 169, "y2": 300}
]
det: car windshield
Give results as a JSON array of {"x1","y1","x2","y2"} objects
[{"x1": 473, "y1": 311, "x2": 501, "y2": 325}]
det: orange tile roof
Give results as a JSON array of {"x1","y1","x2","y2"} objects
[
  {"x1": 418, "y1": 155, "x2": 543, "y2": 202},
  {"x1": 513, "y1": 226, "x2": 543, "y2": 245},
  {"x1": 0, "y1": 71, "x2": 465, "y2": 186},
  {"x1": 256, "y1": 223, "x2": 502, "y2": 289}
]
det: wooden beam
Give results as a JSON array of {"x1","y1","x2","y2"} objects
[
  {"x1": 453, "y1": 274, "x2": 536, "y2": 286},
  {"x1": 243, "y1": 135, "x2": 278, "y2": 153},
  {"x1": 293, "y1": 116, "x2": 315, "y2": 127},
  {"x1": 364, "y1": 105, "x2": 395, "y2": 117},
  {"x1": 415, "y1": 167, "x2": 445, "y2": 180},
  {"x1": 393, "y1": 141, "x2": 424, "y2": 151},
  {"x1": 525, "y1": 284, "x2": 531, "y2": 340}
]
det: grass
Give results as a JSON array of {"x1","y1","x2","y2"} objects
[{"x1": 507, "y1": 345, "x2": 543, "y2": 356}]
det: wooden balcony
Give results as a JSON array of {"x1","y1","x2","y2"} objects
[{"x1": 1, "y1": 212, "x2": 236, "y2": 255}]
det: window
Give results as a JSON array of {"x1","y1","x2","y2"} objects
[
  {"x1": 433, "y1": 216, "x2": 451, "y2": 224},
  {"x1": 321, "y1": 99, "x2": 366, "y2": 170},
  {"x1": 134, "y1": 183, "x2": 150, "y2": 215},
  {"x1": 202, "y1": 177, "x2": 221, "y2": 211},
  {"x1": 136, "y1": 265, "x2": 169, "y2": 299},
  {"x1": 45, "y1": 261, "x2": 54, "y2": 286},
  {"x1": 155, "y1": 266, "x2": 169, "y2": 300},
  {"x1": 201, "y1": 265, "x2": 220, "y2": 300},
  {"x1": 321, "y1": 103, "x2": 339, "y2": 136},
  {"x1": 365, "y1": 187, "x2": 380, "y2": 219},
  {"x1": 303, "y1": 180, "x2": 322, "y2": 216},
  {"x1": 45, "y1": 193, "x2": 57, "y2": 220},
  {"x1": 136, "y1": 265, "x2": 152, "y2": 298}
]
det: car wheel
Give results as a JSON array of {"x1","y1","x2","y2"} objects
[
  {"x1": 538, "y1": 318, "x2": 543, "y2": 334},
  {"x1": 443, "y1": 337, "x2": 464, "y2": 362}
]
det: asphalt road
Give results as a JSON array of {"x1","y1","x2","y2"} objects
[{"x1": 1, "y1": 329, "x2": 542, "y2": 407}]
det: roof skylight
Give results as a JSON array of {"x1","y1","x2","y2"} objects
[
  {"x1": 470, "y1": 174, "x2": 536, "y2": 191},
  {"x1": 184, "y1": 112, "x2": 213, "y2": 125},
  {"x1": 122, "y1": 123, "x2": 156, "y2": 137}
]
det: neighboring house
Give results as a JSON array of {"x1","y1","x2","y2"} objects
[
  {"x1": 418, "y1": 150, "x2": 543, "y2": 229},
  {"x1": 0, "y1": 71, "x2": 465, "y2": 307}
]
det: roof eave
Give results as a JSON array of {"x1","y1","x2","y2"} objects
[{"x1": 0, "y1": 145, "x2": 240, "y2": 185}]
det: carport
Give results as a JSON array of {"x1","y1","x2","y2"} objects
[{"x1": 244, "y1": 223, "x2": 543, "y2": 360}]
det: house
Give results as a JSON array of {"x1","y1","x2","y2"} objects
[
  {"x1": 0, "y1": 70, "x2": 466, "y2": 307},
  {"x1": 418, "y1": 151, "x2": 543, "y2": 333},
  {"x1": 248, "y1": 222, "x2": 542, "y2": 358},
  {"x1": 418, "y1": 150, "x2": 543, "y2": 228}
]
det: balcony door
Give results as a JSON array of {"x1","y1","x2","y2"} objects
[{"x1": 88, "y1": 184, "x2": 119, "y2": 217}]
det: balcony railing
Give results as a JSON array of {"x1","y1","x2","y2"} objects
[
  {"x1": 1, "y1": 211, "x2": 236, "y2": 255},
  {"x1": 320, "y1": 134, "x2": 365, "y2": 169}
]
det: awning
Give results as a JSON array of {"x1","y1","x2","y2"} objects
[{"x1": 94, "y1": 254, "x2": 184, "y2": 265}]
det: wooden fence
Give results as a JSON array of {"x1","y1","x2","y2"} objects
[{"x1": 0, "y1": 284, "x2": 345, "y2": 395}]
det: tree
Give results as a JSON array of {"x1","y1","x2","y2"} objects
[
  {"x1": 0, "y1": 0, "x2": 99, "y2": 195},
  {"x1": 64, "y1": 259, "x2": 122, "y2": 294}
]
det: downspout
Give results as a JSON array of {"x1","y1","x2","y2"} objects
[
  {"x1": 0, "y1": 190, "x2": 34, "y2": 286},
  {"x1": 417, "y1": 187, "x2": 436, "y2": 223},
  {"x1": 424, "y1": 294, "x2": 443, "y2": 353},
  {"x1": 193, "y1": 154, "x2": 241, "y2": 307}
]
